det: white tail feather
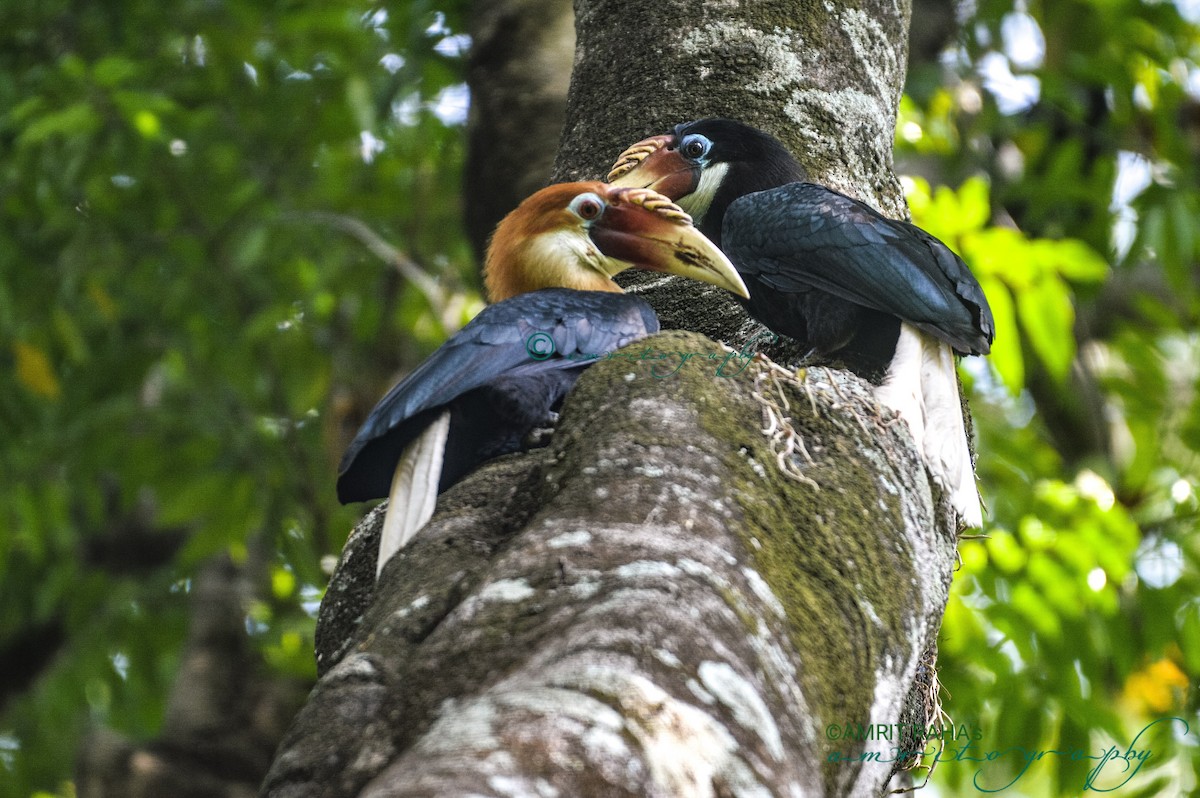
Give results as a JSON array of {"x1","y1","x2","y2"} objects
[
  {"x1": 377, "y1": 410, "x2": 451, "y2": 578},
  {"x1": 874, "y1": 324, "x2": 983, "y2": 528}
]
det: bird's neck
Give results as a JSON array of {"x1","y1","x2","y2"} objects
[
  {"x1": 678, "y1": 162, "x2": 729, "y2": 245},
  {"x1": 485, "y1": 233, "x2": 621, "y2": 301},
  {"x1": 691, "y1": 156, "x2": 807, "y2": 247}
]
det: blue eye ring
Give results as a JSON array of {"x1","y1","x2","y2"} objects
[
  {"x1": 568, "y1": 192, "x2": 605, "y2": 221},
  {"x1": 680, "y1": 133, "x2": 711, "y2": 161}
]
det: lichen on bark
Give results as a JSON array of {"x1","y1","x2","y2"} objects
[
  {"x1": 556, "y1": 0, "x2": 913, "y2": 357},
  {"x1": 556, "y1": 0, "x2": 909, "y2": 213}
]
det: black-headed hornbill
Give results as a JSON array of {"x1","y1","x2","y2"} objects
[
  {"x1": 337, "y1": 182, "x2": 748, "y2": 577},
  {"x1": 608, "y1": 118, "x2": 995, "y2": 528}
]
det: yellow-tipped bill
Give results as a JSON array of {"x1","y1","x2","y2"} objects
[{"x1": 591, "y1": 186, "x2": 748, "y2": 298}]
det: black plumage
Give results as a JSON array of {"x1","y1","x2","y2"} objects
[
  {"x1": 725, "y1": 182, "x2": 993, "y2": 375},
  {"x1": 608, "y1": 118, "x2": 995, "y2": 527},
  {"x1": 674, "y1": 118, "x2": 808, "y2": 247},
  {"x1": 335, "y1": 180, "x2": 746, "y2": 572},
  {"x1": 610, "y1": 118, "x2": 994, "y2": 378},
  {"x1": 336, "y1": 288, "x2": 658, "y2": 503}
]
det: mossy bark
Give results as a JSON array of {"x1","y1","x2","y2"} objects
[
  {"x1": 263, "y1": 333, "x2": 955, "y2": 797},
  {"x1": 556, "y1": 0, "x2": 909, "y2": 207}
]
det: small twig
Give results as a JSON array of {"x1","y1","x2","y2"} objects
[
  {"x1": 284, "y1": 210, "x2": 448, "y2": 317},
  {"x1": 770, "y1": 370, "x2": 792, "y2": 412},
  {"x1": 751, "y1": 368, "x2": 820, "y2": 490},
  {"x1": 823, "y1": 370, "x2": 874, "y2": 436},
  {"x1": 802, "y1": 380, "x2": 820, "y2": 416},
  {"x1": 889, "y1": 663, "x2": 953, "y2": 794},
  {"x1": 761, "y1": 403, "x2": 779, "y2": 437}
]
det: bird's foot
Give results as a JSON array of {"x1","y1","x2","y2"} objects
[{"x1": 524, "y1": 411, "x2": 561, "y2": 449}]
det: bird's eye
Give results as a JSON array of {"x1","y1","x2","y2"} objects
[
  {"x1": 569, "y1": 192, "x2": 605, "y2": 221},
  {"x1": 680, "y1": 134, "x2": 711, "y2": 161}
]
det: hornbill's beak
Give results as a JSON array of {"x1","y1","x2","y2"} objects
[
  {"x1": 607, "y1": 134, "x2": 699, "y2": 198},
  {"x1": 591, "y1": 186, "x2": 748, "y2": 298}
]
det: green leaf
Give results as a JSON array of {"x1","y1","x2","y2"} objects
[
  {"x1": 962, "y1": 227, "x2": 1028, "y2": 284},
  {"x1": 986, "y1": 529, "x2": 1028, "y2": 572},
  {"x1": 1011, "y1": 581, "x2": 1062, "y2": 640},
  {"x1": 977, "y1": 275, "x2": 1023, "y2": 392},
  {"x1": 17, "y1": 103, "x2": 101, "y2": 146},
  {"x1": 345, "y1": 75, "x2": 374, "y2": 131},
  {"x1": 92, "y1": 56, "x2": 139, "y2": 88},
  {"x1": 957, "y1": 176, "x2": 991, "y2": 231},
  {"x1": 1015, "y1": 276, "x2": 1075, "y2": 381},
  {"x1": 1041, "y1": 239, "x2": 1109, "y2": 283}
]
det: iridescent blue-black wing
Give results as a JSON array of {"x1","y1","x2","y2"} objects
[
  {"x1": 723, "y1": 182, "x2": 993, "y2": 355},
  {"x1": 336, "y1": 288, "x2": 658, "y2": 502}
]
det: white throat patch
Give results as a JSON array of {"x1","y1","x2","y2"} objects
[
  {"x1": 679, "y1": 162, "x2": 730, "y2": 224},
  {"x1": 526, "y1": 229, "x2": 618, "y2": 288}
]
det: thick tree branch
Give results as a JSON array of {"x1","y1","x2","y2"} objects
[
  {"x1": 283, "y1": 211, "x2": 447, "y2": 317},
  {"x1": 79, "y1": 557, "x2": 307, "y2": 798},
  {"x1": 263, "y1": 333, "x2": 954, "y2": 797},
  {"x1": 555, "y1": 0, "x2": 910, "y2": 208},
  {"x1": 464, "y1": 0, "x2": 575, "y2": 260}
]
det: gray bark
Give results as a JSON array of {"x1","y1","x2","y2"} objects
[
  {"x1": 555, "y1": 0, "x2": 910, "y2": 208},
  {"x1": 264, "y1": 339, "x2": 955, "y2": 797},
  {"x1": 264, "y1": 2, "x2": 961, "y2": 796}
]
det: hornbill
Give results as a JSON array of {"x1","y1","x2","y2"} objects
[
  {"x1": 337, "y1": 182, "x2": 748, "y2": 577},
  {"x1": 608, "y1": 119, "x2": 994, "y2": 527}
]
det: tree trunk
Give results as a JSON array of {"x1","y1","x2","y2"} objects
[
  {"x1": 463, "y1": 0, "x2": 575, "y2": 261},
  {"x1": 264, "y1": 2, "x2": 962, "y2": 796}
]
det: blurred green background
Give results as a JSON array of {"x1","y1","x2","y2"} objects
[{"x1": 1, "y1": 1, "x2": 1197, "y2": 795}]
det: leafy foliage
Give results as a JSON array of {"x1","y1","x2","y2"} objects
[
  {"x1": 1, "y1": 1, "x2": 471, "y2": 794},
  {"x1": 901, "y1": 0, "x2": 1200, "y2": 793}
]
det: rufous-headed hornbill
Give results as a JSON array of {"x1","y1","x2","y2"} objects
[
  {"x1": 608, "y1": 118, "x2": 994, "y2": 528},
  {"x1": 337, "y1": 182, "x2": 748, "y2": 577}
]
